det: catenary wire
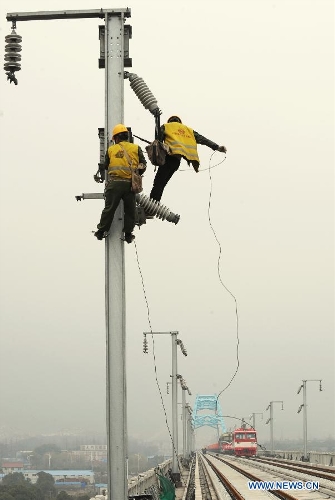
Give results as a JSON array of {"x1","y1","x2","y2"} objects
[
  {"x1": 134, "y1": 148, "x2": 239, "y2": 450},
  {"x1": 134, "y1": 240, "x2": 185, "y2": 483},
  {"x1": 206, "y1": 152, "x2": 240, "y2": 400},
  {"x1": 179, "y1": 158, "x2": 225, "y2": 172}
]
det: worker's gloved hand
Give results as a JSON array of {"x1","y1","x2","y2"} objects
[
  {"x1": 138, "y1": 163, "x2": 146, "y2": 175},
  {"x1": 217, "y1": 145, "x2": 227, "y2": 153}
]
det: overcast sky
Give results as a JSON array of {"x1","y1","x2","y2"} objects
[{"x1": 0, "y1": 0, "x2": 334, "y2": 452}]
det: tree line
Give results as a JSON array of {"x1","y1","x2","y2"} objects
[{"x1": 0, "y1": 472, "x2": 91, "y2": 500}]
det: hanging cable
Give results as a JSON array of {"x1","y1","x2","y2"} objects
[
  {"x1": 179, "y1": 156, "x2": 226, "y2": 172},
  {"x1": 134, "y1": 241, "x2": 185, "y2": 484},
  {"x1": 205, "y1": 152, "x2": 240, "y2": 400},
  {"x1": 133, "y1": 150, "x2": 238, "y2": 461}
]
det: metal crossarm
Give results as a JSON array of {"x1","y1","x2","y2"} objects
[{"x1": 6, "y1": 9, "x2": 131, "y2": 22}]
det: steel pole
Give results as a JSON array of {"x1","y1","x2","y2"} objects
[
  {"x1": 251, "y1": 412, "x2": 262, "y2": 430},
  {"x1": 171, "y1": 332, "x2": 179, "y2": 481},
  {"x1": 104, "y1": 12, "x2": 128, "y2": 500},
  {"x1": 252, "y1": 414, "x2": 256, "y2": 429},
  {"x1": 191, "y1": 427, "x2": 195, "y2": 454},
  {"x1": 303, "y1": 381, "x2": 307, "y2": 460},
  {"x1": 4, "y1": 8, "x2": 131, "y2": 500},
  {"x1": 186, "y1": 416, "x2": 190, "y2": 458},
  {"x1": 189, "y1": 417, "x2": 193, "y2": 457},
  {"x1": 270, "y1": 403, "x2": 274, "y2": 455},
  {"x1": 182, "y1": 389, "x2": 186, "y2": 459}
]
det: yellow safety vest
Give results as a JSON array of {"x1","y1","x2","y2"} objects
[
  {"x1": 107, "y1": 141, "x2": 140, "y2": 179},
  {"x1": 164, "y1": 122, "x2": 200, "y2": 163}
]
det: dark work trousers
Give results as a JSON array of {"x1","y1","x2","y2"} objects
[
  {"x1": 97, "y1": 179, "x2": 135, "y2": 234},
  {"x1": 150, "y1": 154, "x2": 181, "y2": 202}
]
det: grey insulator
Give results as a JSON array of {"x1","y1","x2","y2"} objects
[
  {"x1": 5, "y1": 33, "x2": 22, "y2": 43},
  {"x1": 136, "y1": 193, "x2": 180, "y2": 224},
  {"x1": 128, "y1": 73, "x2": 160, "y2": 115},
  {"x1": 4, "y1": 30, "x2": 22, "y2": 73}
]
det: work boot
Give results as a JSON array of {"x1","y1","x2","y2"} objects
[
  {"x1": 124, "y1": 232, "x2": 135, "y2": 244},
  {"x1": 94, "y1": 230, "x2": 105, "y2": 240}
]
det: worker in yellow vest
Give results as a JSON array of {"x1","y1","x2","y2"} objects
[
  {"x1": 150, "y1": 116, "x2": 227, "y2": 202},
  {"x1": 94, "y1": 124, "x2": 146, "y2": 242}
]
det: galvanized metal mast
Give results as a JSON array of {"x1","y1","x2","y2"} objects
[
  {"x1": 171, "y1": 332, "x2": 179, "y2": 479},
  {"x1": 177, "y1": 376, "x2": 191, "y2": 461},
  {"x1": 249, "y1": 412, "x2": 263, "y2": 430},
  {"x1": 104, "y1": 11, "x2": 129, "y2": 500},
  {"x1": 143, "y1": 331, "x2": 187, "y2": 485},
  {"x1": 5, "y1": 9, "x2": 131, "y2": 500},
  {"x1": 182, "y1": 388, "x2": 187, "y2": 459},
  {"x1": 266, "y1": 400, "x2": 283, "y2": 455},
  {"x1": 185, "y1": 404, "x2": 193, "y2": 459},
  {"x1": 297, "y1": 379, "x2": 322, "y2": 461}
]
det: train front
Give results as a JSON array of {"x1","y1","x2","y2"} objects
[{"x1": 233, "y1": 428, "x2": 257, "y2": 457}]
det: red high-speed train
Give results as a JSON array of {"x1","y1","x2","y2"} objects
[{"x1": 204, "y1": 427, "x2": 257, "y2": 457}]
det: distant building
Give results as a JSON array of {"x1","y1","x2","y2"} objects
[
  {"x1": 1, "y1": 461, "x2": 24, "y2": 474},
  {"x1": 70, "y1": 445, "x2": 107, "y2": 462},
  {"x1": 95, "y1": 483, "x2": 108, "y2": 495},
  {"x1": 22, "y1": 469, "x2": 94, "y2": 485},
  {"x1": 80, "y1": 445, "x2": 107, "y2": 451}
]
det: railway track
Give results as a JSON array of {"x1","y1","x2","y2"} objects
[
  {"x1": 239, "y1": 455, "x2": 335, "y2": 493},
  {"x1": 195, "y1": 453, "x2": 335, "y2": 500},
  {"x1": 199, "y1": 454, "x2": 299, "y2": 499},
  {"x1": 251, "y1": 456, "x2": 335, "y2": 478},
  {"x1": 197, "y1": 454, "x2": 219, "y2": 500}
]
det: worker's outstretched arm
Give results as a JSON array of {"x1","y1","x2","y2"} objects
[{"x1": 193, "y1": 130, "x2": 227, "y2": 153}]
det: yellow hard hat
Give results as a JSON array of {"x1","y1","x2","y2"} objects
[{"x1": 112, "y1": 124, "x2": 128, "y2": 138}]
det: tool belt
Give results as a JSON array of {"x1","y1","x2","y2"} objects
[{"x1": 107, "y1": 174, "x2": 131, "y2": 182}]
